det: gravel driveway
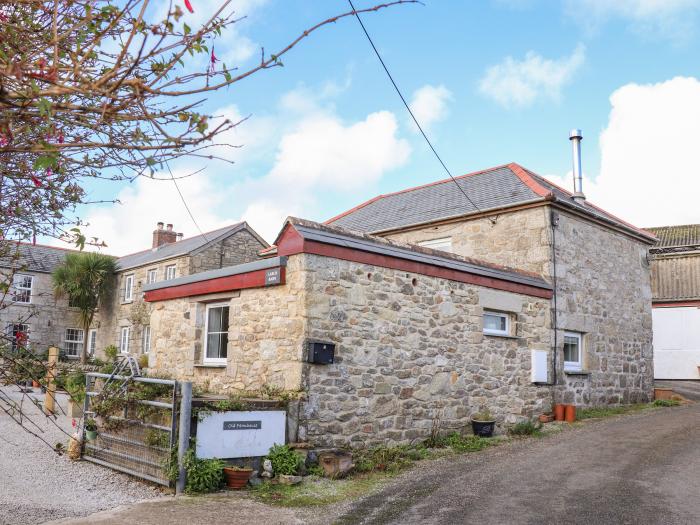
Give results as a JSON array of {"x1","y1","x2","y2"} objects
[{"x1": 0, "y1": 386, "x2": 162, "y2": 525}]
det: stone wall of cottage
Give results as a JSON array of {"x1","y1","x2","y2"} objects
[
  {"x1": 383, "y1": 207, "x2": 551, "y2": 276},
  {"x1": 551, "y1": 210, "x2": 654, "y2": 405},
  {"x1": 298, "y1": 254, "x2": 552, "y2": 448},
  {"x1": 189, "y1": 229, "x2": 265, "y2": 274},
  {"x1": 148, "y1": 255, "x2": 307, "y2": 394}
]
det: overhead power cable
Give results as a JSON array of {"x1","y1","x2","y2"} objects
[
  {"x1": 165, "y1": 161, "x2": 210, "y2": 242},
  {"x1": 347, "y1": 0, "x2": 487, "y2": 217}
]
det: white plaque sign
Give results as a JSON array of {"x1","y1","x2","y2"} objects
[{"x1": 196, "y1": 410, "x2": 286, "y2": 458}]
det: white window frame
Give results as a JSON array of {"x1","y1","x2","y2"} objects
[
  {"x1": 417, "y1": 237, "x2": 453, "y2": 253},
  {"x1": 12, "y1": 274, "x2": 33, "y2": 304},
  {"x1": 146, "y1": 268, "x2": 158, "y2": 284},
  {"x1": 119, "y1": 326, "x2": 130, "y2": 354},
  {"x1": 563, "y1": 331, "x2": 583, "y2": 372},
  {"x1": 483, "y1": 310, "x2": 511, "y2": 337},
  {"x1": 142, "y1": 326, "x2": 151, "y2": 354},
  {"x1": 165, "y1": 265, "x2": 176, "y2": 280},
  {"x1": 7, "y1": 323, "x2": 29, "y2": 351},
  {"x1": 123, "y1": 274, "x2": 134, "y2": 302},
  {"x1": 64, "y1": 328, "x2": 84, "y2": 358},
  {"x1": 203, "y1": 302, "x2": 229, "y2": 365},
  {"x1": 88, "y1": 329, "x2": 97, "y2": 357}
]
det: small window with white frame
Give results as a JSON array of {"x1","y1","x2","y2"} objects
[
  {"x1": 204, "y1": 303, "x2": 229, "y2": 364},
  {"x1": 88, "y1": 329, "x2": 97, "y2": 357},
  {"x1": 120, "y1": 326, "x2": 130, "y2": 354},
  {"x1": 7, "y1": 323, "x2": 29, "y2": 351},
  {"x1": 142, "y1": 326, "x2": 151, "y2": 354},
  {"x1": 563, "y1": 331, "x2": 583, "y2": 372},
  {"x1": 165, "y1": 265, "x2": 176, "y2": 280},
  {"x1": 12, "y1": 274, "x2": 33, "y2": 304},
  {"x1": 123, "y1": 274, "x2": 134, "y2": 302},
  {"x1": 146, "y1": 268, "x2": 158, "y2": 284},
  {"x1": 417, "y1": 237, "x2": 453, "y2": 253},
  {"x1": 64, "y1": 328, "x2": 84, "y2": 358},
  {"x1": 483, "y1": 310, "x2": 511, "y2": 336}
]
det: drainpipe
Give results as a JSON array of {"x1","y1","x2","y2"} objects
[{"x1": 549, "y1": 210, "x2": 560, "y2": 393}]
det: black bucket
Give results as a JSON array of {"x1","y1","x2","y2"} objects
[{"x1": 471, "y1": 420, "x2": 495, "y2": 437}]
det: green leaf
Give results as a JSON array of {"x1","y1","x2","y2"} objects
[
  {"x1": 33, "y1": 154, "x2": 58, "y2": 170},
  {"x1": 183, "y1": 23, "x2": 191, "y2": 35},
  {"x1": 37, "y1": 98, "x2": 52, "y2": 118}
]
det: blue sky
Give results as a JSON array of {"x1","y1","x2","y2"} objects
[{"x1": 77, "y1": 0, "x2": 700, "y2": 252}]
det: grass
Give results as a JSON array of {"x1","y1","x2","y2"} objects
[{"x1": 577, "y1": 400, "x2": 681, "y2": 420}]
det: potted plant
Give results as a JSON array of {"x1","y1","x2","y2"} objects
[
  {"x1": 84, "y1": 418, "x2": 98, "y2": 441},
  {"x1": 222, "y1": 465, "x2": 253, "y2": 489},
  {"x1": 471, "y1": 409, "x2": 496, "y2": 437}
]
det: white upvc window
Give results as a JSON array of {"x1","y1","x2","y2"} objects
[
  {"x1": 165, "y1": 265, "x2": 176, "y2": 280},
  {"x1": 483, "y1": 310, "x2": 511, "y2": 336},
  {"x1": 7, "y1": 323, "x2": 29, "y2": 351},
  {"x1": 142, "y1": 326, "x2": 151, "y2": 354},
  {"x1": 120, "y1": 326, "x2": 130, "y2": 354},
  {"x1": 146, "y1": 269, "x2": 158, "y2": 284},
  {"x1": 204, "y1": 303, "x2": 229, "y2": 365},
  {"x1": 563, "y1": 331, "x2": 583, "y2": 372},
  {"x1": 64, "y1": 328, "x2": 84, "y2": 357},
  {"x1": 88, "y1": 329, "x2": 97, "y2": 357},
  {"x1": 12, "y1": 274, "x2": 33, "y2": 304},
  {"x1": 123, "y1": 274, "x2": 134, "y2": 302},
  {"x1": 417, "y1": 237, "x2": 453, "y2": 253}
]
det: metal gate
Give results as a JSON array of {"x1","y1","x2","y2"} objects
[{"x1": 81, "y1": 372, "x2": 179, "y2": 486}]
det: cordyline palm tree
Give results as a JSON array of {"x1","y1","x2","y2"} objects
[{"x1": 53, "y1": 252, "x2": 117, "y2": 364}]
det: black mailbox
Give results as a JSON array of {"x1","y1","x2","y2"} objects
[{"x1": 307, "y1": 341, "x2": 335, "y2": 364}]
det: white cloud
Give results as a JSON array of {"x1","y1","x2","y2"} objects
[
  {"x1": 408, "y1": 84, "x2": 452, "y2": 132},
  {"x1": 479, "y1": 44, "x2": 585, "y2": 108},
  {"x1": 543, "y1": 76, "x2": 700, "y2": 227}
]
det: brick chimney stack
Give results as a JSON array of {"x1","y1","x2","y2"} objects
[{"x1": 152, "y1": 221, "x2": 178, "y2": 248}]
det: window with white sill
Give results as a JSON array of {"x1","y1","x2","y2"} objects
[
  {"x1": 64, "y1": 328, "x2": 84, "y2": 357},
  {"x1": 165, "y1": 265, "x2": 176, "y2": 280},
  {"x1": 123, "y1": 274, "x2": 134, "y2": 302},
  {"x1": 563, "y1": 331, "x2": 583, "y2": 372},
  {"x1": 483, "y1": 310, "x2": 511, "y2": 337},
  {"x1": 120, "y1": 326, "x2": 130, "y2": 354},
  {"x1": 146, "y1": 268, "x2": 158, "y2": 284},
  {"x1": 12, "y1": 274, "x2": 33, "y2": 304},
  {"x1": 204, "y1": 303, "x2": 229, "y2": 365}
]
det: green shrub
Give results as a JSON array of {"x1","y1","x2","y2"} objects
[
  {"x1": 64, "y1": 370, "x2": 86, "y2": 404},
  {"x1": 445, "y1": 433, "x2": 493, "y2": 452},
  {"x1": 652, "y1": 399, "x2": 680, "y2": 407},
  {"x1": 180, "y1": 448, "x2": 224, "y2": 494},
  {"x1": 266, "y1": 444, "x2": 304, "y2": 476},
  {"x1": 508, "y1": 420, "x2": 542, "y2": 437},
  {"x1": 104, "y1": 345, "x2": 119, "y2": 361},
  {"x1": 353, "y1": 444, "x2": 428, "y2": 473}
]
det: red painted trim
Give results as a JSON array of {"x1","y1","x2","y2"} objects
[
  {"x1": 508, "y1": 163, "x2": 552, "y2": 198},
  {"x1": 653, "y1": 300, "x2": 700, "y2": 308},
  {"x1": 276, "y1": 224, "x2": 305, "y2": 257},
  {"x1": 143, "y1": 267, "x2": 284, "y2": 302}
]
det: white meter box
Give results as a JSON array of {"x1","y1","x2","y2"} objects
[{"x1": 196, "y1": 410, "x2": 286, "y2": 459}]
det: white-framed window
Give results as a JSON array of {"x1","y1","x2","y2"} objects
[
  {"x1": 88, "y1": 329, "x2": 97, "y2": 357},
  {"x1": 64, "y1": 328, "x2": 84, "y2": 357},
  {"x1": 7, "y1": 323, "x2": 29, "y2": 352},
  {"x1": 146, "y1": 268, "x2": 158, "y2": 284},
  {"x1": 483, "y1": 310, "x2": 511, "y2": 336},
  {"x1": 142, "y1": 326, "x2": 151, "y2": 354},
  {"x1": 563, "y1": 331, "x2": 583, "y2": 372},
  {"x1": 165, "y1": 265, "x2": 176, "y2": 280},
  {"x1": 12, "y1": 274, "x2": 33, "y2": 304},
  {"x1": 204, "y1": 303, "x2": 229, "y2": 364},
  {"x1": 417, "y1": 237, "x2": 453, "y2": 252},
  {"x1": 123, "y1": 274, "x2": 134, "y2": 302},
  {"x1": 119, "y1": 326, "x2": 130, "y2": 354}
]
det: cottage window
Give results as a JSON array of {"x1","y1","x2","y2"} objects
[
  {"x1": 123, "y1": 274, "x2": 134, "y2": 302},
  {"x1": 64, "y1": 329, "x2": 84, "y2": 357},
  {"x1": 563, "y1": 332, "x2": 583, "y2": 372},
  {"x1": 417, "y1": 237, "x2": 453, "y2": 252},
  {"x1": 120, "y1": 326, "x2": 130, "y2": 354},
  {"x1": 7, "y1": 323, "x2": 29, "y2": 351},
  {"x1": 204, "y1": 303, "x2": 229, "y2": 364},
  {"x1": 483, "y1": 311, "x2": 510, "y2": 336},
  {"x1": 88, "y1": 329, "x2": 97, "y2": 357},
  {"x1": 165, "y1": 265, "x2": 176, "y2": 280},
  {"x1": 12, "y1": 274, "x2": 33, "y2": 304},
  {"x1": 147, "y1": 269, "x2": 158, "y2": 284},
  {"x1": 142, "y1": 326, "x2": 151, "y2": 354}
]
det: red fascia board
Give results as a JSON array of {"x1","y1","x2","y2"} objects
[
  {"x1": 143, "y1": 267, "x2": 285, "y2": 302},
  {"x1": 653, "y1": 300, "x2": 700, "y2": 308}
]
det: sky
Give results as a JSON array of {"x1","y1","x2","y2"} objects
[{"x1": 71, "y1": 0, "x2": 700, "y2": 254}]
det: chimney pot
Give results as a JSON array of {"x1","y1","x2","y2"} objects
[
  {"x1": 157, "y1": 222, "x2": 164, "y2": 230},
  {"x1": 569, "y1": 129, "x2": 585, "y2": 203},
  {"x1": 153, "y1": 222, "x2": 178, "y2": 248},
  {"x1": 166, "y1": 223, "x2": 173, "y2": 231}
]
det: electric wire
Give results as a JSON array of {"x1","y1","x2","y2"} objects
[{"x1": 164, "y1": 162, "x2": 210, "y2": 242}]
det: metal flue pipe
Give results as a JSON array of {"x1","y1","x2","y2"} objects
[{"x1": 569, "y1": 129, "x2": 585, "y2": 203}]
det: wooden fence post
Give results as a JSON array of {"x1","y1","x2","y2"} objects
[{"x1": 44, "y1": 346, "x2": 58, "y2": 415}]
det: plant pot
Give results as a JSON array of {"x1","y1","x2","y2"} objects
[
  {"x1": 85, "y1": 430, "x2": 98, "y2": 441},
  {"x1": 654, "y1": 388, "x2": 673, "y2": 401},
  {"x1": 223, "y1": 467, "x2": 253, "y2": 489},
  {"x1": 32, "y1": 380, "x2": 40, "y2": 388},
  {"x1": 471, "y1": 419, "x2": 496, "y2": 437},
  {"x1": 553, "y1": 404, "x2": 565, "y2": 421},
  {"x1": 564, "y1": 405, "x2": 576, "y2": 423},
  {"x1": 539, "y1": 414, "x2": 554, "y2": 423}
]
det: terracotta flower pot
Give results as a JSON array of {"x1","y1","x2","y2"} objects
[
  {"x1": 539, "y1": 414, "x2": 554, "y2": 423},
  {"x1": 223, "y1": 467, "x2": 253, "y2": 489},
  {"x1": 553, "y1": 404, "x2": 565, "y2": 421},
  {"x1": 564, "y1": 405, "x2": 576, "y2": 423}
]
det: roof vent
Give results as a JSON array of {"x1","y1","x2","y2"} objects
[{"x1": 569, "y1": 129, "x2": 585, "y2": 203}]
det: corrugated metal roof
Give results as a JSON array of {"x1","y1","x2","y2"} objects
[
  {"x1": 117, "y1": 223, "x2": 246, "y2": 270},
  {"x1": 651, "y1": 256, "x2": 700, "y2": 302},
  {"x1": 0, "y1": 243, "x2": 83, "y2": 273},
  {"x1": 646, "y1": 224, "x2": 700, "y2": 250}
]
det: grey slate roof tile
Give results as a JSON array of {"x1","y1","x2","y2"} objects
[{"x1": 0, "y1": 243, "x2": 81, "y2": 273}]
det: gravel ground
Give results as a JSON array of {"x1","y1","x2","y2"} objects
[{"x1": 0, "y1": 386, "x2": 162, "y2": 525}]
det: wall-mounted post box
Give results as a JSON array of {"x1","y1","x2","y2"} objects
[{"x1": 307, "y1": 341, "x2": 335, "y2": 364}]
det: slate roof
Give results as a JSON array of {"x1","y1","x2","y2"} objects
[
  {"x1": 327, "y1": 163, "x2": 656, "y2": 243},
  {"x1": 0, "y1": 243, "x2": 82, "y2": 274},
  {"x1": 645, "y1": 224, "x2": 700, "y2": 250},
  {"x1": 117, "y1": 222, "x2": 263, "y2": 271}
]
